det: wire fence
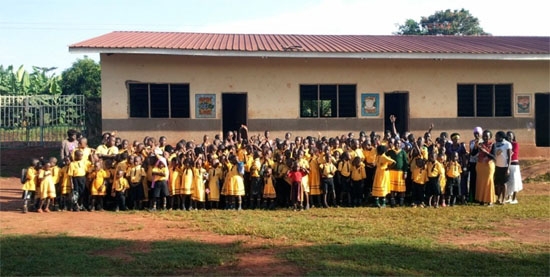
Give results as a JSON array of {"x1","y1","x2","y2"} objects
[{"x1": 0, "y1": 95, "x2": 86, "y2": 148}]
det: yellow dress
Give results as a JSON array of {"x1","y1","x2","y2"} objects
[
  {"x1": 372, "y1": 153, "x2": 395, "y2": 197},
  {"x1": 222, "y1": 165, "x2": 245, "y2": 196},
  {"x1": 308, "y1": 157, "x2": 322, "y2": 195},
  {"x1": 59, "y1": 165, "x2": 72, "y2": 194},
  {"x1": 207, "y1": 167, "x2": 222, "y2": 201},
  {"x1": 298, "y1": 158, "x2": 310, "y2": 193},
  {"x1": 192, "y1": 167, "x2": 206, "y2": 202},
  {"x1": 181, "y1": 167, "x2": 194, "y2": 195},
  {"x1": 90, "y1": 169, "x2": 110, "y2": 196},
  {"x1": 169, "y1": 166, "x2": 181, "y2": 196},
  {"x1": 263, "y1": 177, "x2": 276, "y2": 199},
  {"x1": 39, "y1": 169, "x2": 56, "y2": 199},
  {"x1": 21, "y1": 166, "x2": 38, "y2": 192}
]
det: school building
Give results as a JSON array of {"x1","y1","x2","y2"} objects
[{"x1": 69, "y1": 32, "x2": 550, "y2": 156}]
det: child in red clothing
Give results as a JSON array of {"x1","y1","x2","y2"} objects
[{"x1": 287, "y1": 161, "x2": 307, "y2": 211}]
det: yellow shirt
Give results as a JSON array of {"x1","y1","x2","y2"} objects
[
  {"x1": 112, "y1": 177, "x2": 130, "y2": 192},
  {"x1": 363, "y1": 148, "x2": 377, "y2": 166},
  {"x1": 338, "y1": 160, "x2": 351, "y2": 177},
  {"x1": 68, "y1": 160, "x2": 89, "y2": 177},
  {"x1": 22, "y1": 166, "x2": 38, "y2": 191},
  {"x1": 127, "y1": 165, "x2": 146, "y2": 184},
  {"x1": 446, "y1": 161, "x2": 462, "y2": 178},
  {"x1": 51, "y1": 165, "x2": 61, "y2": 184},
  {"x1": 351, "y1": 164, "x2": 367, "y2": 181},
  {"x1": 320, "y1": 161, "x2": 336, "y2": 178},
  {"x1": 410, "y1": 157, "x2": 427, "y2": 185},
  {"x1": 427, "y1": 161, "x2": 444, "y2": 178},
  {"x1": 152, "y1": 166, "x2": 169, "y2": 182}
]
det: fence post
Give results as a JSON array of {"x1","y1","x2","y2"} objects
[{"x1": 40, "y1": 106, "x2": 45, "y2": 147}]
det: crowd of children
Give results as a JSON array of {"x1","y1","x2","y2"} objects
[{"x1": 20, "y1": 116, "x2": 524, "y2": 213}]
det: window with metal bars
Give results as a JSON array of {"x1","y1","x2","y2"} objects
[
  {"x1": 457, "y1": 84, "x2": 512, "y2": 117},
  {"x1": 300, "y1": 84, "x2": 356, "y2": 118},
  {"x1": 129, "y1": 83, "x2": 190, "y2": 118}
]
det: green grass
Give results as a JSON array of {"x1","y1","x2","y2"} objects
[
  {"x1": 1, "y1": 190, "x2": 548, "y2": 275},
  {"x1": 0, "y1": 234, "x2": 239, "y2": 276},
  {"x1": 524, "y1": 172, "x2": 550, "y2": 183}
]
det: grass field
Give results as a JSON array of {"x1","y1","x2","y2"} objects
[
  {"x1": 1, "y1": 189, "x2": 548, "y2": 276},
  {"x1": 1, "y1": 148, "x2": 549, "y2": 276}
]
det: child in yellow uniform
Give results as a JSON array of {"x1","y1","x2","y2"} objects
[
  {"x1": 319, "y1": 150, "x2": 337, "y2": 208},
  {"x1": 127, "y1": 155, "x2": 146, "y2": 210},
  {"x1": 191, "y1": 158, "x2": 207, "y2": 210},
  {"x1": 58, "y1": 157, "x2": 72, "y2": 211},
  {"x1": 89, "y1": 161, "x2": 110, "y2": 211},
  {"x1": 151, "y1": 157, "x2": 169, "y2": 211},
  {"x1": 68, "y1": 150, "x2": 90, "y2": 212},
  {"x1": 296, "y1": 150, "x2": 311, "y2": 209},
  {"x1": 350, "y1": 156, "x2": 366, "y2": 207},
  {"x1": 21, "y1": 159, "x2": 40, "y2": 213},
  {"x1": 49, "y1": 157, "x2": 61, "y2": 211},
  {"x1": 111, "y1": 170, "x2": 130, "y2": 211},
  {"x1": 445, "y1": 152, "x2": 463, "y2": 206},
  {"x1": 207, "y1": 159, "x2": 223, "y2": 209},
  {"x1": 262, "y1": 167, "x2": 277, "y2": 209},
  {"x1": 362, "y1": 139, "x2": 377, "y2": 205},
  {"x1": 37, "y1": 162, "x2": 56, "y2": 213},
  {"x1": 372, "y1": 145, "x2": 396, "y2": 208},
  {"x1": 337, "y1": 152, "x2": 352, "y2": 207},
  {"x1": 168, "y1": 157, "x2": 181, "y2": 210},
  {"x1": 180, "y1": 158, "x2": 194, "y2": 210},
  {"x1": 222, "y1": 155, "x2": 245, "y2": 210},
  {"x1": 425, "y1": 152, "x2": 445, "y2": 208},
  {"x1": 308, "y1": 148, "x2": 322, "y2": 208},
  {"x1": 437, "y1": 152, "x2": 447, "y2": 207}
]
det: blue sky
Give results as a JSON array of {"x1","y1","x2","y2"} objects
[{"x1": 1, "y1": 0, "x2": 548, "y2": 75}]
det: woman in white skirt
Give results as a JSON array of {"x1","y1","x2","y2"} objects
[{"x1": 505, "y1": 131, "x2": 523, "y2": 204}]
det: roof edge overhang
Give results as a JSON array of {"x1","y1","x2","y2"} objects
[{"x1": 69, "y1": 47, "x2": 550, "y2": 61}]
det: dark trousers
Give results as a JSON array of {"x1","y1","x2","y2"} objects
[
  {"x1": 412, "y1": 182, "x2": 425, "y2": 205},
  {"x1": 71, "y1": 176, "x2": 87, "y2": 208},
  {"x1": 115, "y1": 191, "x2": 126, "y2": 210},
  {"x1": 468, "y1": 162, "x2": 477, "y2": 202}
]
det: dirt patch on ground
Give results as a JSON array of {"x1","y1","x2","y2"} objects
[{"x1": 0, "y1": 176, "x2": 304, "y2": 276}]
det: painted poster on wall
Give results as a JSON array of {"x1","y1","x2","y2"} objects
[
  {"x1": 515, "y1": 94, "x2": 531, "y2": 115},
  {"x1": 361, "y1": 93, "x2": 379, "y2": 116},
  {"x1": 195, "y1": 94, "x2": 216, "y2": 118}
]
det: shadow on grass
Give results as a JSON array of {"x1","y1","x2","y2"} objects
[
  {"x1": 1, "y1": 235, "x2": 240, "y2": 276},
  {"x1": 282, "y1": 240, "x2": 550, "y2": 276}
]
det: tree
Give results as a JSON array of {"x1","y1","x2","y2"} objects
[
  {"x1": 0, "y1": 65, "x2": 61, "y2": 95},
  {"x1": 61, "y1": 56, "x2": 101, "y2": 98},
  {"x1": 396, "y1": 9, "x2": 488, "y2": 36}
]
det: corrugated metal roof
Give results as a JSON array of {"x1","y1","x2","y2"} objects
[{"x1": 69, "y1": 31, "x2": 550, "y2": 56}]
